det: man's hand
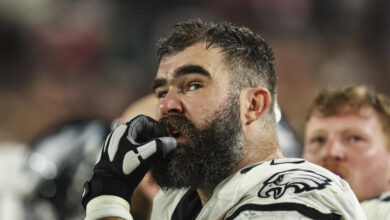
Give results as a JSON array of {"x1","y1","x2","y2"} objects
[{"x1": 81, "y1": 115, "x2": 176, "y2": 213}]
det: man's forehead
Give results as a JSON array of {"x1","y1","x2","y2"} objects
[
  {"x1": 309, "y1": 106, "x2": 378, "y2": 120},
  {"x1": 306, "y1": 108, "x2": 382, "y2": 132},
  {"x1": 155, "y1": 42, "x2": 226, "y2": 79}
]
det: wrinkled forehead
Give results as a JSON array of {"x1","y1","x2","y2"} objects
[{"x1": 155, "y1": 42, "x2": 228, "y2": 80}]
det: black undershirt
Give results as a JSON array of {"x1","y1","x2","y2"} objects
[{"x1": 171, "y1": 188, "x2": 202, "y2": 220}]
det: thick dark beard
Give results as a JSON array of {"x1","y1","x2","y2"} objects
[{"x1": 151, "y1": 92, "x2": 244, "y2": 190}]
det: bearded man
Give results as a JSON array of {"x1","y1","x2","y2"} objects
[{"x1": 81, "y1": 19, "x2": 365, "y2": 220}]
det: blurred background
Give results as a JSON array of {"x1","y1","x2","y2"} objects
[{"x1": 0, "y1": 0, "x2": 389, "y2": 219}]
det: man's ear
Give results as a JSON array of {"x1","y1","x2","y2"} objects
[{"x1": 244, "y1": 87, "x2": 272, "y2": 125}]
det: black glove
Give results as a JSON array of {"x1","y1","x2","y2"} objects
[{"x1": 81, "y1": 115, "x2": 176, "y2": 209}]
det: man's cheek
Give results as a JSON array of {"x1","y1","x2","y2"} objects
[{"x1": 303, "y1": 152, "x2": 316, "y2": 162}]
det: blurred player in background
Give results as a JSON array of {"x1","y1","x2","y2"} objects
[
  {"x1": 303, "y1": 85, "x2": 390, "y2": 219},
  {"x1": 24, "y1": 119, "x2": 111, "y2": 220}
]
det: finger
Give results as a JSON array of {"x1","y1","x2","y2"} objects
[
  {"x1": 122, "y1": 140, "x2": 158, "y2": 175},
  {"x1": 95, "y1": 130, "x2": 114, "y2": 164},
  {"x1": 127, "y1": 115, "x2": 167, "y2": 144},
  {"x1": 156, "y1": 137, "x2": 177, "y2": 157},
  {"x1": 121, "y1": 137, "x2": 176, "y2": 175},
  {"x1": 107, "y1": 124, "x2": 127, "y2": 162}
]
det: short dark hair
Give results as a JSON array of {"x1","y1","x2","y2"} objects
[{"x1": 157, "y1": 18, "x2": 277, "y2": 110}]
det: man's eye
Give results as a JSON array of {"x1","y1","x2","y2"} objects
[
  {"x1": 156, "y1": 90, "x2": 167, "y2": 98},
  {"x1": 347, "y1": 135, "x2": 362, "y2": 142},
  {"x1": 311, "y1": 136, "x2": 326, "y2": 145},
  {"x1": 186, "y1": 82, "x2": 203, "y2": 91}
]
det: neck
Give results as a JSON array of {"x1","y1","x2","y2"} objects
[
  {"x1": 238, "y1": 140, "x2": 284, "y2": 169},
  {"x1": 197, "y1": 187, "x2": 214, "y2": 206}
]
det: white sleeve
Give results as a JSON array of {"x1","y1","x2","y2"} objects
[{"x1": 85, "y1": 195, "x2": 133, "y2": 220}]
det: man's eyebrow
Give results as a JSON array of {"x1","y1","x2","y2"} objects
[
  {"x1": 151, "y1": 78, "x2": 167, "y2": 91},
  {"x1": 175, "y1": 65, "x2": 211, "y2": 78},
  {"x1": 151, "y1": 64, "x2": 211, "y2": 91}
]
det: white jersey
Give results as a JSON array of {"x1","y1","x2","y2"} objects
[
  {"x1": 361, "y1": 192, "x2": 390, "y2": 220},
  {"x1": 0, "y1": 142, "x2": 32, "y2": 220},
  {"x1": 151, "y1": 158, "x2": 366, "y2": 220}
]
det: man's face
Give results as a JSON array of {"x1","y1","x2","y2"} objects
[
  {"x1": 150, "y1": 42, "x2": 244, "y2": 189},
  {"x1": 153, "y1": 42, "x2": 234, "y2": 131},
  {"x1": 303, "y1": 107, "x2": 390, "y2": 202}
]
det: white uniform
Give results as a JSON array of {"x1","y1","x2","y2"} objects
[
  {"x1": 361, "y1": 192, "x2": 390, "y2": 220},
  {"x1": 0, "y1": 142, "x2": 32, "y2": 220},
  {"x1": 151, "y1": 158, "x2": 366, "y2": 220}
]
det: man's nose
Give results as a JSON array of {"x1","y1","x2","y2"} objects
[
  {"x1": 324, "y1": 139, "x2": 346, "y2": 161},
  {"x1": 158, "y1": 91, "x2": 184, "y2": 116}
]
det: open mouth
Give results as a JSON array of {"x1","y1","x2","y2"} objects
[{"x1": 166, "y1": 126, "x2": 182, "y2": 139}]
